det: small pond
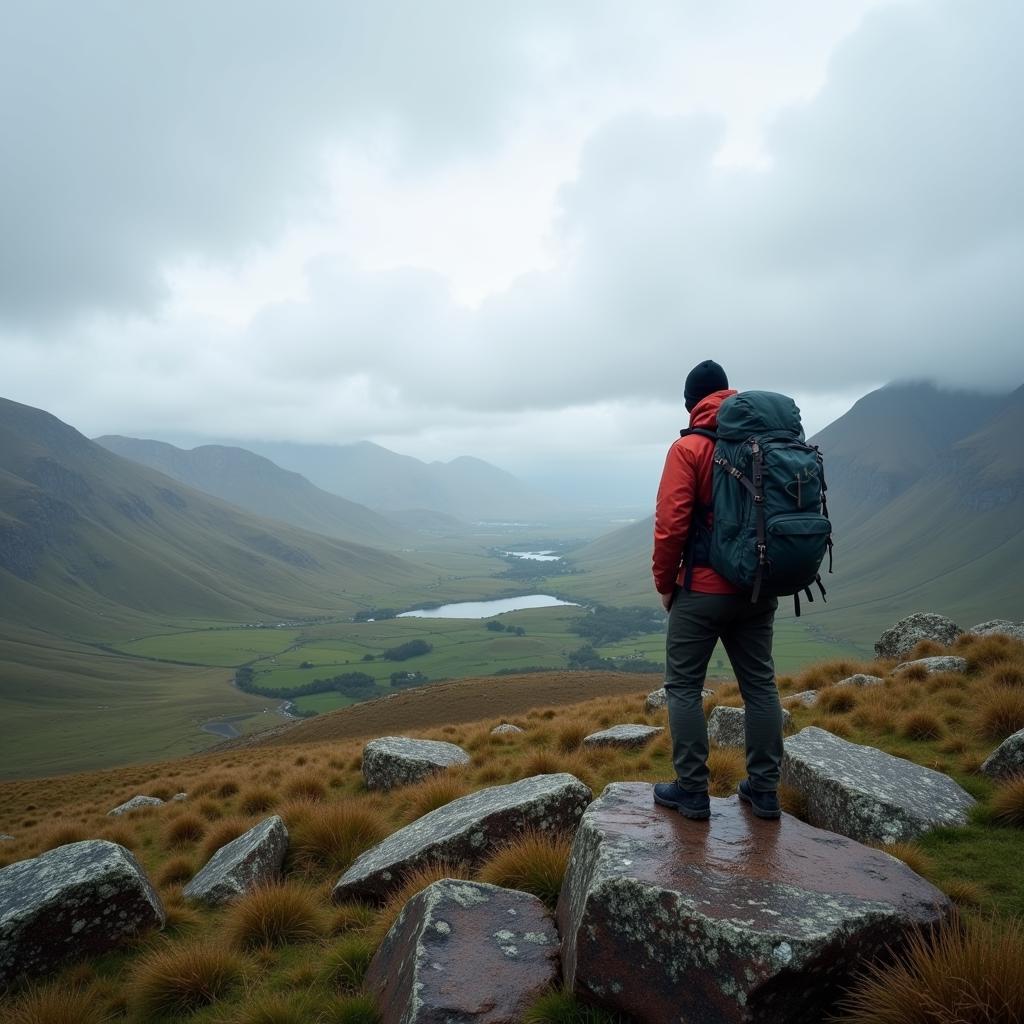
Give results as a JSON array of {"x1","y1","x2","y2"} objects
[{"x1": 398, "y1": 594, "x2": 577, "y2": 619}]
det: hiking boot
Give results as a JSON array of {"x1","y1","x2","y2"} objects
[
  {"x1": 737, "y1": 779, "x2": 781, "y2": 819},
  {"x1": 653, "y1": 781, "x2": 711, "y2": 820}
]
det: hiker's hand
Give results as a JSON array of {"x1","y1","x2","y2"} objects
[{"x1": 660, "y1": 590, "x2": 674, "y2": 611}]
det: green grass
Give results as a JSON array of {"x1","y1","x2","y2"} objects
[{"x1": 118, "y1": 628, "x2": 304, "y2": 665}]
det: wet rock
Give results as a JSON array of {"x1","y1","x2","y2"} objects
[
  {"x1": 980, "y1": 727, "x2": 1024, "y2": 780},
  {"x1": 182, "y1": 816, "x2": 288, "y2": 906},
  {"x1": 365, "y1": 879, "x2": 559, "y2": 1023},
  {"x1": 107, "y1": 795, "x2": 164, "y2": 816},
  {"x1": 558, "y1": 782, "x2": 949, "y2": 1024},
  {"x1": 708, "y1": 705, "x2": 792, "y2": 748},
  {"x1": 334, "y1": 773, "x2": 592, "y2": 904},
  {"x1": 782, "y1": 690, "x2": 818, "y2": 707},
  {"x1": 893, "y1": 656, "x2": 968, "y2": 676},
  {"x1": 782, "y1": 726, "x2": 976, "y2": 844},
  {"x1": 0, "y1": 840, "x2": 165, "y2": 987},
  {"x1": 874, "y1": 613, "x2": 961, "y2": 659},
  {"x1": 491, "y1": 723, "x2": 524, "y2": 736},
  {"x1": 970, "y1": 619, "x2": 1024, "y2": 641},
  {"x1": 362, "y1": 736, "x2": 471, "y2": 791},
  {"x1": 834, "y1": 673, "x2": 884, "y2": 688},
  {"x1": 582, "y1": 724, "x2": 663, "y2": 749}
]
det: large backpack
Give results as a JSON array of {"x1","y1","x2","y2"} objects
[{"x1": 682, "y1": 391, "x2": 832, "y2": 615}]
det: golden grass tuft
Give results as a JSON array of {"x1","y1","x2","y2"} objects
[
  {"x1": 401, "y1": 772, "x2": 471, "y2": 821},
  {"x1": 330, "y1": 901, "x2": 378, "y2": 936},
  {"x1": 816, "y1": 687, "x2": 857, "y2": 714},
  {"x1": 963, "y1": 634, "x2": 1021, "y2": 671},
  {"x1": 974, "y1": 685, "x2": 1024, "y2": 741},
  {"x1": 201, "y1": 817, "x2": 256, "y2": 860},
  {"x1": 196, "y1": 798, "x2": 224, "y2": 821},
  {"x1": 323, "y1": 935, "x2": 376, "y2": 994},
  {"x1": 707, "y1": 746, "x2": 745, "y2": 797},
  {"x1": 157, "y1": 855, "x2": 195, "y2": 887},
  {"x1": 899, "y1": 710, "x2": 944, "y2": 742},
  {"x1": 940, "y1": 879, "x2": 986, "y2": 908},
  {"x1": 880, "y1": 842, "x2": 936, "y2": 879},
  {"x1": 323, "y1": 994, "x2": 381, "y2": 1024},
  {"x1": 4, "y1": 983, "x2": 110, "y2": 1024},
  {"x1": 987, "y1": 662, "x2": 1024, "y2": 688},
  {"x1": 835, "y1": 913, "x2": 1024, "y2": 1024},
  {"x1": 556, "y1": 721, "x2": 589, "y2": 753},
  {"x1": 225, "y1": 882, "x2": 325, "y2": 949},
  {"x1": 813, "y1": 714, "x2": 854, "y2": 738},
  {"x1": 163, "y1": 813, "x2": 206, "y2": 849},
  {"x1": 778, "y1": 783, "x2": 808, "y2": 820},
  {"x1": 284, "y1": 773, "x2": 328, "y2": 802},
  {"x1": 239, "y1": 787, "x2": 279, "y2": 815},
  {"x1": 990, "y1": 776, "x2": 1024, "y2": 828},
  {"x1": 287, "y1": 800, "x2": 388, "y2": 873},
  {"x1": 37, "y1": 824, "x2": 90, "y2": 852},
  {"x1": 96, "y1": 822, "x2": 138, "y2": 849},
  {"x1": 127, "y1": 940, "x2": 247, "y2": 1018},
  {"x1": 897, "y1": 663, "x2": 930, "y2": 682},
  {"x1": 477, "y1": 828, "x2": 572, "y2": 908}
]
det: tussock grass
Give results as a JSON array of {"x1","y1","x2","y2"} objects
[
  {"x1": 400, "y1": 772, "x2": 471, "y2": 821},
  {"x1": 163, "y1": 813, "x2": 206, "y2": 849},
  {"x1": 330, "y1": 902, "x2": 378, "y2": 936},
  {"x1": 974, "y1": 686, "x2": 1024, "y2": 741},
  {"x1": 231, "y1": 990, "x2": 320, "y2": 1024},
  {"x1": 284, "y1": 773, "x2": 327, "y2": 802},
  {"x1": 941, "y1": 879, "x2": 986, "y2": 907},
  {"x1": 323, "y1": 935, "x2": 375, "y2": 994},
  {"x1": 990, "y1": 776, "x2": 1024, "y2": 828},
  {"x1": 880, "y1": 842, "x2": 936, "y2": 880},
  {"x1": 286, "y1": 801, "x2": 387, "y2": 873},
  {"x1": 900, "y1": 711, "x2": 944, "y2": 742},
  {"x1": 815, "y1": 714, "x2": 853, "y2": 738},
  {"x1": 324, "y1": 994, "x2": 382, "y2": 1024},
  {"x1": 127, "y1": 940, "x2": 247, "y2": 1018},
  {"x1": 239, "y1": 787, "x2": 278, "y2": 815},
  {"x1": 157, "y1": 855, "x2": 195, "y2": 887},
  {"x1": 201, "y1": 817, "x2": 256, "y2": 860},
  {"x1": 37, "y1": 824, "x2": 90, "y2": 852},
  {"x1": 523, "y1": 989, "x2": 626, "y2": 1023},
  {"x1": 836, "y1": 914, "x2": 1024, "y2": 1024},
  {"x1": 707, "y1": 747, "x2": 745, "y2": 797},
  {"x1": 961, "y1": 634, "x2": 1021, "y2": 672},
  {"x1": 225, "y1": 883, "x2": 324, "y2": 949},
  {"x1": 816, "y1": 687, "x2": 857, "y2": 714},
  {"x1": 779, "y1": 783, "x2": 808, "y2": 820},
  {"x1": 477, "y1": 828, "x2": 572, "y2": 908},
  {"x1": 556, "y1": 721, "x2": 589, "y2": 753},
  {"x1": 370, "y1": 861, "x2": 468, "y2": 944},
  {"x1": 4, "y1": 984, "x2": 109, "y2": 1024}
]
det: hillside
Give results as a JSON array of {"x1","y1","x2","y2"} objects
[
  {"x1": 94, "y1": 435, "x2": 405, "y2": 549},
  {"x1": 238, "y1": 439, "x2": 565, "y2": 521}
]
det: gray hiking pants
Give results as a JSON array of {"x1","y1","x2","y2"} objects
[{"x1": 664, "y1": 589, "x2": 783, "y2": 793}]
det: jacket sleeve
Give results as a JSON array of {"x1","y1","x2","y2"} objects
[{"x1": 652, "y1": 440, "x2": 697, "y2": 593}]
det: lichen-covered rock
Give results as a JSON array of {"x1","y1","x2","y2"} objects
[
  {"x1": 365, "y1": 879, "x2": 559, "y2": 1023},
  {"x1": 874, "y1": 613, "x2": 962, "y2": 659},
  {"x1": 171, "y1": 792, "x2": 188, "y2": 802},
  {"x1": 0, "y1": 835, "x2": 13, "y2": 842},
  {"x1": 707, "y1": 705, "x2": 792, "y2": 748},
  {"x1": 0, "y1": 840, "x2": 165, "y2": 987},
  {"x1": 646, "y1": 687, "x2": 712, "y2": 712},
  {"x1": 893, "y1": 656, "x2": 968, "y2": 676},
  {"x1": 834, "y1": 673, "x2": 885, "y2": 688},
  {"x1": 362, "y1": 736, "x2": 471, "y2": 791},
  {"x1": 782, "y1": 690, "x2": 818, "y2": 707},
  {"x1": 557, "y1": 782, "x2": 950, "y2": 1024},
  {"x1": 970, "y1": 619, "x2": 1024, "y2": 641},
  {"x1": 491, "y1": 723, "x2": 524, "y2": 736},
  {"x1": 980, "y1": 728, "x2": 1024, "y2": 780},
  {"x1": 582, "y1": 724, "x2": 663, "y2": 749},
  {"x1": 782, "y1": 727, "x2": 976, "y2": 844},
  {"x1": 182, "y1": 816, "x2": 288, "y2": 906},
  {"x1": 333, "y1": 774, "x2": 592, "y2": 904},
  {"x1": 107, "y1": 795, "x2": 164, "y2": 816}
]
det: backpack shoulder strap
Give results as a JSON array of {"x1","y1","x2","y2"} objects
[{"x1": 679, "y1": 427, "x2": 718, "y2": 442}]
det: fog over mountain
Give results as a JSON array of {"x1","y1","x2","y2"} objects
[{"x1": 2, "y1": 1, "x2": 1021, "y2": 470}]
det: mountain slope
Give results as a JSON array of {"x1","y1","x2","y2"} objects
[{"x1": 94, "y1": 435, "x2": 405, "y2": 549}]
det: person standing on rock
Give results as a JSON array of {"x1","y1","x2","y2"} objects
[{"x1": 651, "y1": 359, "x2": 784, "y2": 821}]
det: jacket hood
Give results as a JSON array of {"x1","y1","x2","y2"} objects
[{"x1": 689, "y1": 388, "x2": 737, "y2": 429}]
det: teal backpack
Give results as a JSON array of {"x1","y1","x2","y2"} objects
[{"x1": 682, "y1": 391, "x2": 832, "y2": 615}]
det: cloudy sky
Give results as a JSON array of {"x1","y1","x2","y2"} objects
[{"x1": 2, "y1": 1, "x2": 1021, "y2": 502}]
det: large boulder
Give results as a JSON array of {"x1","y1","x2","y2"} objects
[
  {"x1": 107, "y1": 795, "x2": 164, "y2": 816},
  {"x1": 707, "y1": 705, "x2": 792, "y2": 748},
  {"x1": 182, "y1": 816, "x2": 288, "y2": 906},
  {"x1": 893, "y1": 656, "x2": 968, "y2": 676},
  {"x1": 365, "y1": 879, "x2": 559, "y2": 1023},
  {"x1": 645, "y1": 687, "x2": 712, "y2": 712},
  {"x1": 782, "y1": 727, "x2": 976, "y2": 844},
  {"x1": 782, "y1": 690, "x2": 818, "y2": 707},
  {"x1": 557, "y1": 782, "x2": 949, "y2": 1024},
  {"x1": 980, "y1": 727, "x2": 1024, "y2": 780},
  {"x1": 874, "y1": 613, "x2": 961, "y2": 659},
  {"x1": 582, "y1": 724, "x2": 663, "y2": 749},
  {"x1": 0, "y1": 840, "x2": 165, "y2": 987},
  {"x1": 362, "y1": 736, "x2": 471, "y2": 791},
  {"x1": 970, "y1": 619, "x2": 1024, "y2": 641},
  {"x1": 333, "y1": 773, "x2": 593, "y2": 904}
]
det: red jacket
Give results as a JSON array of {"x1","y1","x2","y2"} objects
[{"x1": 653, "y1": 389, "x2": 740, "y2": 595}]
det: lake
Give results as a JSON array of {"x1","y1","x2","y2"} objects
[{"x1": 399, "y1": 594, "x2": 577, "y2": 619}]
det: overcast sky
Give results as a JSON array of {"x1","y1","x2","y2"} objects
[{"x1": 2, "y1": 0, "x2": 1021, "y2": 500}]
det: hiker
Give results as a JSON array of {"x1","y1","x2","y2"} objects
[{"x1": 651, "y1": 359, "x2": 785, "y2": 821}]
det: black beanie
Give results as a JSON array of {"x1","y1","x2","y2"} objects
[{"x1": 684, "y1": 359, "x2": 729, "y2": 412}]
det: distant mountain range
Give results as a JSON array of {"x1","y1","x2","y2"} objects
[{"x1": 571, "y1": 382, "x2": 1024, "y2": 646}]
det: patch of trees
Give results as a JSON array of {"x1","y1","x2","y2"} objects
[
  {"x1": 485, "y1": 620, "x2": 526, "y2": 635},
  {"x1": 567, "y1": 645, "x2": 662, "y2": 674},
  {"x1": 569, "y1": 605, "x2": 664, "y2": 646},
  {"x1": 353, "y1": 608, "x2": 398, "y2": 622},
  {"x1": 235, "y1": 665, "x2": 378, "y2": 699},
  {"x1": 383, "y1": 639, "x2": 433, "y2": 661}
]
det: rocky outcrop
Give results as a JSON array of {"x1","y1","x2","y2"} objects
[
  {"x1": 970, "y1": 619, "x2": 1024, "y2": 641},
  {"x1": 557, "y1": 782, "x2": 950, "y2": 1024},
  {"x1": 365, "y1": 879, "x2": 559, "y2": 1023},
  {"x1": 707, "y1": 705, "x2": 792, "y2": 748},
  {"x1": 980, "y1": 727, "x2": 1024, "y2": 780},
  {"x1": 333, "y1": 773, "x2": 593, "y2": 904},
  {"x1": 0, "y1": 840, "x2": 165, "y2": 987},
  {"x1": 782, "y1": 727, "x2": 976, "y2": 844},
  {"x1": 834, "y1": 673, "x2": 884, "y2": 688},
  {"x1": 582, "y1": 724, "x2": 663, "y2": 749},
  {"x1": 893, "y1": 656, "x2": 968, "y2": 676},
  {"x1": 182, "y1": 816, "x2": 288, "y2": 906},
  {"x1": 362, "y1": 736, "x2": 471, "y2": 791},
  {"x1": 107, "y1": 795, "x2": 164, "y2": 816},
  {"x1": 782, "y1": 690, "x2": 818, "y2": 707},
  {"x1": 491, "y1": 723, "x2": 524, "y2": 736},
  {"x1": 874, "y1": 613, "x2": 961, "y2": 659}
]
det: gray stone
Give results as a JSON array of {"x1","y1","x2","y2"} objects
[
  {"x1": 171, "y1": 792, "x2": 188, "y2": 802},
  {"x1": 970, "y1": 619, "x2": 1024, "y2": 641},
  {"x1": 980, "y1": 728, "x2": 1024, "y2": 780},
  {"x1": 0, "y1": 840, "x2": 165, "y2": 987},
  {"x1": 646, "y1": 687, "x2": 711, "y2": 712},
  {"x1": 582, "y1": 724, "x2": 663, "y2": 749},
  {"x1": 557, "y1": 782, "x2": 950, "y2": 1024},
  {"x1": 893, "y1": 656, "x2": 968, "y2": 676},
  {"x1": 834, "y1": 673, "x2": 885, "y2": 688},
  {"x1": 708, "y1": 705, "x2": 793, "y2": 747},
  {"x1": 334, "y1": 773, "x2": 593, "y2": 904},
  {"x1": 491, "y1": 723, "x2": 524, "y2": 736},
  {"x1": 107, "y1": 794, "x2": 164, "y2": 816},
  {"x1": 0, "y1": 835, "x2": 13, "y2": 842},
  {"x1": 182, "y1": 815, "x2": 288, "y2": 906},
  {"x1": 782, "y1": 727, "x2": 976, "y2": 844},
  {"x1": 362, "y1": 736, "x2": 471, "y2": 791},
  {"x1": 782, "y1": 690, "x2": 818, "y2": 707},
  {"x1": 365, "y1": 879, "x2": 559, "y2": 1023},
  {"x1": 874, "y1": 613, "x2": 962, "y2": 659}
]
